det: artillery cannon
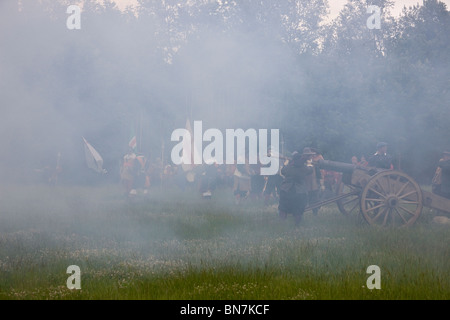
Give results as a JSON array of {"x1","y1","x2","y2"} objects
[{"x1": 303, "y1": 159, "x2": 450, "y2": 227}]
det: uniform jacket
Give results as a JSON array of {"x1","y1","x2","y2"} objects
[
  {"x1": 280, "y1": 162, "x2": 313, "y2": 194},
  {"x1": 438, "y1": 159, "x2": 450, "y2": 194},
  {"x1": 368, "y1": 153, "x2": 393, "y2": 169}
]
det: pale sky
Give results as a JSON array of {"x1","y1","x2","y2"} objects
[
  {"x1": 328, "y1": 0, "x2": 450, "y2": 19},
  {"x1": 111, "y1": 0, "x2": 450, "y2": 18}
]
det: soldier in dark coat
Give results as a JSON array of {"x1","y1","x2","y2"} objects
[
  {"x1": 249, "y1": 161, "x2": 265, "y2": 200},
  {"x1": 368, "y1": 142, "x2": 394, "y2": 169},
  {"x1": 437, "y1": 151, "x2": 450, "y2": 199},
  {"x1": 278, "y1": 149, "x2": 314, "y2": 226}
]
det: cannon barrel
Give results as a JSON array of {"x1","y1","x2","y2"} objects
[{"x1": 317, "y1": 159, "x2": 356, "y2": 174}]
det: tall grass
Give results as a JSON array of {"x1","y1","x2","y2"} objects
[{"x1": 0, "y1": 183, "x2": 448, "y2": 300}]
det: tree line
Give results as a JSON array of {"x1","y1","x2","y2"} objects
[{"x1": 0, "y1": 0, "x2": 449, "y2": 183}]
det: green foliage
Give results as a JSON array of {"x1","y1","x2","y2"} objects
[{"x1": 1, "y1": 0, "x2": 449, "y2": 183}]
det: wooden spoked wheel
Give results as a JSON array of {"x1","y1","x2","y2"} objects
[
  {"x1": 360, "y1": 171, "x2": 423, "y2": 227},
  {"x1": 336, "y1": 182, "x2": 361, "y2": 216}
]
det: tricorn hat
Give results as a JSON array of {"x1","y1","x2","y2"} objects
[{"x1": 302, "y1": 147, "x2": 316, "y2": 156}]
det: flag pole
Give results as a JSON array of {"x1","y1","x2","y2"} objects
[
  {"x1": 161, "y1": 139, "x2": 165, "y2": 170},
  {"x1": 161, "y1": 139, "x2": 165, "y2": 189},
  {"x1": 139, "y1": 110, "x2": 143, "y2": 153}
]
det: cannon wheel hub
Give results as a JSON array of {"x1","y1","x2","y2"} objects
[{"x1": 386, "y1": 195, "x2": 399, "y2": 208}]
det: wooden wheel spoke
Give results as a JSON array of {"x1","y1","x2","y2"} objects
[
  {"x1": 398, "y1": 205, "x2": 417, "y2": 216},
  {"x1": 337, "y1": 183, "x2": 361, "y2": 216},
  {"x1": 369, "y1": 187, "x2": 386, "y2": 199},
  {"x1": 398, "y1": 190, "x2": 418, "y2": 200},
  {"x1": 347, "y1": 200, "x2": 360, "y2": 214},
  {"x1": 382, "y1": 208, "x2": 391, "y2": 226},
  {"x1": 399, "y1": 199, "x2": 419, "y2": 205},
  {"x1": 371, "y1": 207, "x2": 388, "y2": 223},
  {"x1": 395, "y1": 180, "x2": 411, "y2": 197},
  {"x1": 375, "y1": 179, "x2": 387, "y2": 196},
  {"x1": 392, "y1": 175, "x2": 401, "y2": 194},
  {"x1": 385, "y1": 176, "x2": 392, "y2": 194},
  {"x1": 365, "y1": 198, "x2": 384, "y2": 202},
  {"x1": 365, "y1": 202, "x2": 385, "y2": 212},
  {"x1": 394, "y1": 207, "x2": 408, "y2": 224}
]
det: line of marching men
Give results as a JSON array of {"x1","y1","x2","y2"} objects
[
  {"x1": 120, "y1": 141, "x2": 450, "y2": 226},
  {"x1": 118, "y1": 146, "x2": 342, "y2": 211}
]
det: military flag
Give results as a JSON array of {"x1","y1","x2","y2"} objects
[
  {"x1": 129, "y1": 135, "x2": 137, "y2": 150},
  {"x1": 83, "y1": 137, "x2": 107, "y2": 174}
]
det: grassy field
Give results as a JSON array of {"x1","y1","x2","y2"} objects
[{"x1": 0, "y1": 183, "x2": 448, "y2": 300}]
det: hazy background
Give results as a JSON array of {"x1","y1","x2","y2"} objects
[{"x1": 1, "y1": 0, "x2": 449, "y2": 185}]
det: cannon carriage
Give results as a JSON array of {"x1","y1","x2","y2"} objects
[{"x1": 304, "y1": 159, "x2": 450, "y2": 227}]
